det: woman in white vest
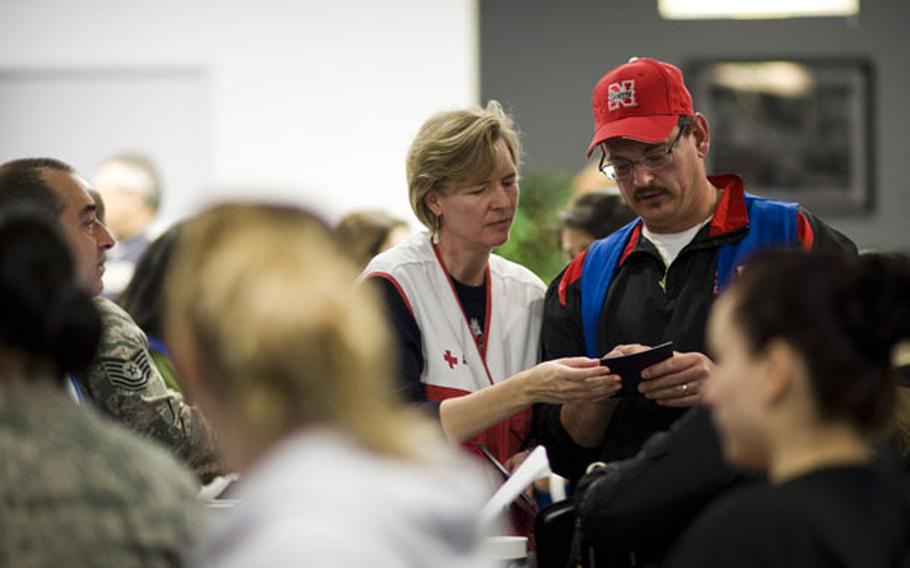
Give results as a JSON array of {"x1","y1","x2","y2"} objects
[{"x1": 364, "y1": 101, "x2": 620, "y2": 465}]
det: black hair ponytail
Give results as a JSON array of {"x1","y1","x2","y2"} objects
[
  {"x1": 850, "y1": 253, "x2": 910, "y2": 360},
  {"x1": 732, "y1": 250, "x2": 910, "y2": 436},
  {"x1": 0, "y1": 207, "x2": 101, "y2": 380},
  {"x1": 46, "y1": 283, "x2": 101, "y2": 375}
]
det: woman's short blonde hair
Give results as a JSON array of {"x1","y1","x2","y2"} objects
[
  {"x1": 407, "y1": 100, "x2": 521, "y2": 231},
  {"x1": 164, "y1": 203, "x2": 434, "y2": 458}
]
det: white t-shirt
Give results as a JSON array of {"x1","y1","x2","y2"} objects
[{"x1": 642, "y1": 218, "x2": 711, "y2": 269}]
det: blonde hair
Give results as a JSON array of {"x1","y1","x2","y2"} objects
[
  {"x1": 164, "y1": 203, "x2": 435, "y2": 458},
  {"x1": 334, "y1": 209, "x2": 407, "y2": 269},
  {"x1": 407, "y1": 100, "x2": 522, "y2": 231}
]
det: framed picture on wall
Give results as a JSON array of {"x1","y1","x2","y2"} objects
[{"x1": 685, "y1": 58, "x2": 872, "y2": 215}]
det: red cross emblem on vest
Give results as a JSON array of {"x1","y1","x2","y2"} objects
[
  {"x1": 443, "y1": 350, "x2": 458, "y2": 369},
  {"x1": 608, "y1": 80, "x2": 637, "y2": 111}
]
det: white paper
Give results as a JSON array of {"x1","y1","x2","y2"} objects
[
  {"x1": 480, "y1": 445, "x2": 552, "y2": 526},
  {"x1": 198, "y1": 472, "x2": 240, "y2": 501}
]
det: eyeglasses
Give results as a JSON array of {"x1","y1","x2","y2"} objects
[{"x1": 598, "y1": 126, "x2": 688, "y2": 181}]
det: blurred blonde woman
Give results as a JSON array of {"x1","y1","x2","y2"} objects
[
  {"x1": 165, "y1": 204, "x2": 494, "y2": 568},
  {"x1": 364, "y1": 101, "x2": 618, "y2": 466}
]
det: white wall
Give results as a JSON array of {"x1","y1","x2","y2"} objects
[{"x1": 0, "y1": 0, "x2": 479, "y2": 228}]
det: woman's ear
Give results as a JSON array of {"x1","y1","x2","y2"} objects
[
  {"x1": 761, "y1": 338, "x2": 800, "y2": 406},
  {"x1": 167, "y1": 328, "x2": 211, "y2": 407},
  {"x1": 425, "y1": 191, "x2": 443, "y2": 217},
  {"x1": 692, "y1": 113, "x2": 711, "y2": 159}
]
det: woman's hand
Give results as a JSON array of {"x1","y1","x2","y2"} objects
[{"x1": 521, "y1": 357, "x2": 620, "y2": 404}]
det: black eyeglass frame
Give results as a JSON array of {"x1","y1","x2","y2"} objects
[{"x1": 598, "y1": 118, "x2": 693, "y2": 181}]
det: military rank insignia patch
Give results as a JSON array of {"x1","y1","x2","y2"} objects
[{"x1": 100, "y1": 349, "x2": 153, "y2": 391}]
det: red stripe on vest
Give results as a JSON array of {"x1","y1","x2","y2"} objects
[
  {"x1": 366, "y1": 272, "x2": 414, "y2": 317},
  {"x1": 424, "y1": 384, "x2": 471, "y2": 401}
]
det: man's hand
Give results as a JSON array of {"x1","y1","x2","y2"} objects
[{"x1": 638, "y1": 350, "x2": 713, "y2": 407}]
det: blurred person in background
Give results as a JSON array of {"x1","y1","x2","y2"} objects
[
  {"x1": 877, "y1": 248, "x2": 910, "y2": 479},
  {"x1": 165, "y1": 203, "x2": 496, "y2": 568},
  {"x1": 334, "y1": 209, "x2": 410, "y2": 271},
  {"x1": 119, "y1": 223, "x2": 186, "y2": 391},
  {"x1": 94, "y1": 152, "x2": 163, "y2": 298},
  {"x1": 0, "y1": 157, "x2": 221, "y2": 480},
  {"x1": 0, "y1": 207, "x2": 200, "y2": 567},
  {"x1": 895, "y1": 343, "x2": 910, "y2": 478},
  {"x1": 667, "y1": 250, "x2": 910, "y2": 567},
  {"x1": 363, "y1": 101, "x2": 618, "y2": 468},
  {"x1": 558, "y1": 189, "x2": 635, "y2": 260}
]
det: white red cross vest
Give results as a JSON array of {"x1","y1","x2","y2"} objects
[{"x1": 364, "y1": 232, "x2": 545, "y2": 463}]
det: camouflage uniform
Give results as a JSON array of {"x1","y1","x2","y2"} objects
[
  {"x1": 0, "y1": 379, "x2": 202, "y2": 567},
  {"x1": 75, "y1": 297, "x2": 222, "y2": 479}
]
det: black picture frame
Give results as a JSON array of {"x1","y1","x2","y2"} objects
[{"x1": 686, "y1": 58, "x2": 873, "y2": 215}]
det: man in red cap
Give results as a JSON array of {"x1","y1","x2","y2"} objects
[
  {"x1": 534, "y1": 56, "x2": 855, "y2": 479},
  {"x1": 531, "y1": 56, "x2": 858, "y2": 565}
]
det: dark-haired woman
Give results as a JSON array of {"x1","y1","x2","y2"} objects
[
  {"x1": 557, "y1": 190, "x2": 635, "y2": 260},
  {"x1": 0, "y1": 208, "x2": 200, "y2": 567},
  {"x1": 667, "y1": 250, "x2": 910, "y2": 567},
  {"x1": 119, "y1": 222, "x2": 185, "y2": 391}
]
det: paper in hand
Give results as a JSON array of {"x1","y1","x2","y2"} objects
[
  {"x1": 479, "y1": 445, "x2": 551, "y2": 528},
  {"x1": 601, "y1": 341, "x2": 674, "y2": 397}
]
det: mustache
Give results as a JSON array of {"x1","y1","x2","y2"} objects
[{"x1": 633, "y1": 186, "x2": 669, "y2": 200}]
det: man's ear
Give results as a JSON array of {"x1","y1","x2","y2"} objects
[{"x1": 692, "y1": 112, "x2": 711, "y2": 159}]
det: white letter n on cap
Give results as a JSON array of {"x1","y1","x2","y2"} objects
[{"x1": 608, "y1": 80, "x2": 637, "y2": 111}]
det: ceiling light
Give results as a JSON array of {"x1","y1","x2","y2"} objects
[
  {"x1": 659, "y1": 0, "x2": 859, "y2": 20},
  {"x1": 708, "y1": 62, "x2": 814, "y2": 97}
]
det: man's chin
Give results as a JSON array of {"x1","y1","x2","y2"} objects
[{"x1": 81, "y1": 276, "x2": 104, "y2": 297}]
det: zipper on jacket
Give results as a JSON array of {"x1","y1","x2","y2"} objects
[{"x1": 658, "y1": 268, "x2": 669, "y2": 293}]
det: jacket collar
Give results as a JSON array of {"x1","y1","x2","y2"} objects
[
  {"x1": 707, "y1": 174, "x2": 749, "y2": 237},
  {"x1": 624, "y1": 173, "x2": 749, "y2": 261}
]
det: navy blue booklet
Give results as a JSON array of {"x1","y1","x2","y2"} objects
[{"x1": 600, "y1": 341, "x2": 674, "y2": 397}]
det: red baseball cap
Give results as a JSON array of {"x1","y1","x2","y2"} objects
[{"x1": 586, "y1": 57, "x2": 693, "y2": 157}]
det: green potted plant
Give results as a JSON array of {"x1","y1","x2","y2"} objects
[{"x1": 496, "y1": 169, "x2": 573, "y2": 283}]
